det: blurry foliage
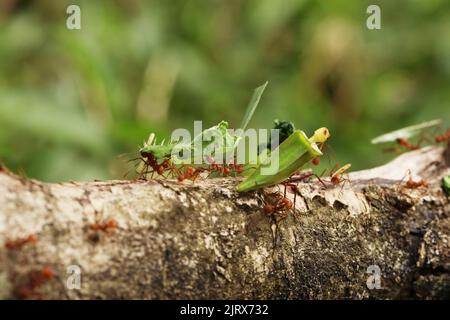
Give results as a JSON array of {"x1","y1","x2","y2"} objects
[{"x1": 0, "y1": 0, "x2": 449, "y2": 181}]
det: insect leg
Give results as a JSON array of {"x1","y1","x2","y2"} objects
[{"x1": 314, "y1": 174, "x2": 328, "y2": 189}]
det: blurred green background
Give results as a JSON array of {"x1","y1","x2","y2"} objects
[{"x1": 0, "y1": 0, "x2": 449, "y2": 182}]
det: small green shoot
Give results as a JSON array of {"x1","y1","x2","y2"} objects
[{"x1": 240, "y1": 81, "x2": 268, "y2": 131}]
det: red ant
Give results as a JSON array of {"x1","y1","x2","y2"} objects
[
  {"x1": 16, "y1": 266, "x2": 54, "y2": 299},
  {"x1": 260, "y1": 164, "x2": 333, "y2": 219},
  {"x1": 174, "y1": 155, "x2": 247, "y2": 182},
  {"x1": 405, "y1": 176, "x2": 428, "y2": 189},
  {"x1": 89, "y1": 218, "x2": 118, "y2": 233},
  {"x1": 396, "y1": 138, "x2": 420, "y2": 151},
  {"x1": 261, "y1": 171, "x2": 320, "y2": 218},
  {"x1": 329, "y1": 163, "x2": 352, "y2": 188},
  {"x1": 139, "y1": 153, "x2": 177, "y2": 179},
  {"x1": 262, "y1": 190, "x2": 293, "y2": 218},
  {"x1": 286, "y1": 170, "x2": 327, "y2": 187},
  {"x1": 30, "y1": 267, "x2": 54, "y2": 288},
  {"x1": 177, "y1": 165, "x2": 205, "y2": 182},
  {"x1": 316, "y1": 142, "x2": 351, "y2": 184},
  {"x1": 205, "y1": 157, "x2": 245, "y2": 177},
  {"x1": 5, "y1": 234, "x2": 38, "y2": 250},
  {"x1": 398, "y1": 170, "x2": 428, "y2": 192},
  {"x1": 381, "y1": 138, "x2": 421, "y2": 154},
  {"x1": 138, "y1": 153, "x2": 246, "y2": 182},
  {"x1": 261, "y1": 165, "x2": 328, "y2": 218},
  {"x1": 227, "y1": 160, "x2": 245, "y2": 175},
  {"x1": 296, "y1": 141, "x2": 352, "y2": 190},
  {"x1": 435, "y1": 128, "x2": 450, "y2": 143}
]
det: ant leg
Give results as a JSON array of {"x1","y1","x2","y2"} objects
[
  {"x1": 292, "y1": 188, "x2": 297, "y2": 212},
  {"x1": 339, "y1": 177, "x2": 350, "y2": 194},
  {"x1": 191, "y1": 168, "x2": 204, "y2": 183},
  {"x1": 314, "y1": 174, "x2": 328, "y2": 189},
  {"x1": 394, "y1": 169, "x2": 411, "y2": 192},
  {"x1": 125, "y1": 158, "x2": 143, "y2": 179},
  {"x1": 416, "y1": 131, "x2": 431, "y2": 148},
  {"x1": 126, "y1": 157, "x2": 142, "y2": 163},
  {"x1": 136, "y1": 162, "x2": 144, "y2": 180},
  {"x1": 202, "y1": 165, "x2": 213, "y2": 179},
  {"x1": 430, "y1": 125, "x2": 443, "y2": 144},
  {"x1": 137, "y1": 162, "x2": 148, "y2": 180},
  {"x1": 419, "y1": 129, "x2": 436, "y2": 145},
  {"x1": 283, "y1": 182, "x2": 297, "y2": 212},
  {"x1": 170, "y1": 165, "x2": 180, "y2": 178},
  {"x1": 192, "y1": 174, "x2": 200, "y2": 183},
  {"x1": 275, "y1": 184, "x2": 282, "y2": 194},
  {"x1": 275, "y1": 213, "x2": 288, "y2": 223},
  {"x1": 143, "y1": 165, "x2": 155, "y2": 180},
  {"x1": 323, "y1": 144, "x2": 340, "y2": 174}
]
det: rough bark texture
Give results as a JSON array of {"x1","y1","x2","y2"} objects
[{"x1": 0, "y1": 146, "x2": 449, "y2": 299}]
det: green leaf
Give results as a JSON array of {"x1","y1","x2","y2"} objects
[
  {"x1": 371, "y1": 119, "x2": 442, "y2": 144},
  {"x1": 191, "y1": 120, "x2": 239, "y2": 162},
  {"x1": 239, "y1": 81, "x2": 268, "y2": 131},
  {"x1": 236, "y1": 130, "x2": 323, "y2": 192}
]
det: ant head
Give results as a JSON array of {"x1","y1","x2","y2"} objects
[
  {"x1": 140, "y1": 151, "x2": 152, "y2": 159},
  {"x1": 106, "y1": 219, "x2": 118, "y2": 228}
]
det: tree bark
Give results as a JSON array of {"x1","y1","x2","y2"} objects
[{"x1": 0, "y1": 145, "x2": 449, "y2": 299}]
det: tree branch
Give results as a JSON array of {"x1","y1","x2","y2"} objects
[{"x1": 0, "y1": 146, "x2": 449, "y2": 299}]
